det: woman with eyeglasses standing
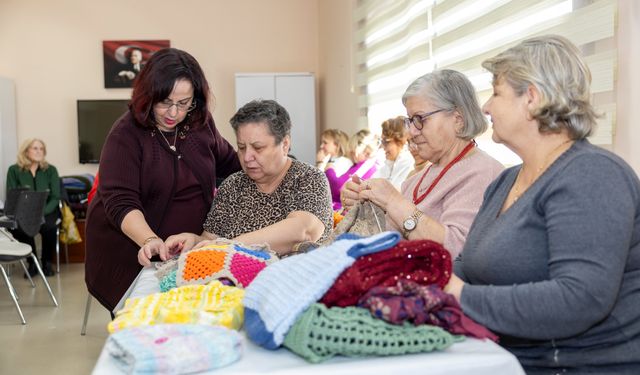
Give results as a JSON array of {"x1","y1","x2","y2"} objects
[
  {"x1": 341, "y1": 69, "x2": 503, "y2": 258},
  {"x1": 85, "y1": 48, "x2": 241, "y2": 312}
]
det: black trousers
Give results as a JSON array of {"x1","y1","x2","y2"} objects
[{"x1": 10, "y1": 212, "x2": 58, "y2": 263}]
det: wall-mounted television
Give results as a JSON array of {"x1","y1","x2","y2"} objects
[{"x1": 77, "y1": 99, "x2": 129, "y2": 163}]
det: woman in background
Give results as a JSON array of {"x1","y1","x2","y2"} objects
[
  {"x1": 316, "y1": 129, "x2": 352, "y2": 176},
  {"x1": 317, "y1": 129, "x2": 353, "y2": 211},
  {"x1": 326, "y1": 129, "x2": 380, "y2": 211},
  {"x1": 374, "y1": 116, "x2": 415, "y2": 188},
  {"x1": 85, "y1": 48, "x2": 241, "y2": 312},
  {"x1": 447, "y1": 35, "x2": 640, "y2": 373},
  {"x1": 6, "y1": 138, "x2": 60, "y2": 277}
]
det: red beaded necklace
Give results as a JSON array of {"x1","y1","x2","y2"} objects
[{"x1": 412, "y1": 141, "x2": 476, "y2": 205}]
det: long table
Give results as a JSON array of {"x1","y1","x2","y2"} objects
[{"x1": 93, "y1": 266, "x2": 526, "y2": 375}]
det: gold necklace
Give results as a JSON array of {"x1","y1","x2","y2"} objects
[
  {"x1": 512, "y1": 138, "x2": 573, "y2": 203},
  {"x1": 157, "y1": 127, "x2": 177, "y2": 151}
]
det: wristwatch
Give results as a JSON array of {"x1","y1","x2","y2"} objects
[{"x1": 402, "y1": 209, "x2": 423, "y2": 238}]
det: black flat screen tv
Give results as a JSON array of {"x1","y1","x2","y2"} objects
[{"x1": 77, "y1": 99, "x2": 129, "y2": 163}]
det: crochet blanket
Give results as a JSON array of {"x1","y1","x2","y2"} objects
[
  {"x1": 155, "y1": 239, "x2": 278, "y2": 291},
  {"x1": 106, "y1": 324, "x2": 241, "y2": 374},
  {"x1": 108, "y1": 281, "x2": 244, "y2": 333},
  {"x1": 283, "y1": 303, "x2": 462, "y2": 363}
]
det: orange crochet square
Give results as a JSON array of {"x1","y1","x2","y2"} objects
[{"x1": 182, "y1": 250, "x2": 227, "y2": 281}]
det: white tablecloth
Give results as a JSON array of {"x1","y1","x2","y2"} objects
[{"x1": 93, "y1": 267, "x2": 526, "y2": 375}]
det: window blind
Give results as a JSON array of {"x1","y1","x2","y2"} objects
[{"x1": 354, "y1": 0, "x2": 617, "y2": 164}]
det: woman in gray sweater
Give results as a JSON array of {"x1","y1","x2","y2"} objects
[{"x1": 447, "y1": 35, "x2": 640, "y2": 374}]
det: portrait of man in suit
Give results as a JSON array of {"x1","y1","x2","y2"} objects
[
  {"x1": 117, "y1": 48, "x2": 143, "y2": 82},
  {"x1": 103, "y1": 40, "x2": 170, "y2": 88}
]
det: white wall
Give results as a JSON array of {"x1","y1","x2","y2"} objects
[
  {"x1": 0, "y1": 0, "x2": 320, "y2": 177},
  {"x1": 318, "y1": 0, "x2": 360, "y2": 136},
  {"x1": 0, "y1": 77, "x2": 18, "y2": 202}
]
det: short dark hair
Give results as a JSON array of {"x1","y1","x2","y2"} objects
[
  {"x1": 230, "y1": 100, "x2": 291, "y2": 144},
  {"x1": 130, "y1": 48, "x2": 212, "y2": 129}
]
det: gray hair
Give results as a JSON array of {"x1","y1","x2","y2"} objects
[
  {"x1": 230, "y1": 99, "x2": 291, "y2": 144},
  {"x1": 481, "y1": 35, "x2": 598, "y2": 139},
  {"x1": 402, "y1": 69, "x2": 487, "y2": 140}
]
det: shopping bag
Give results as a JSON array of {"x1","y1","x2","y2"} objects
[{"x1": 60, "y1": 201, "x2": 82, "y2": 244}]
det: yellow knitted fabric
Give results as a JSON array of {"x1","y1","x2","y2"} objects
[{"x1": 108, "y1": 281, "x2": 244, "y2": 333}]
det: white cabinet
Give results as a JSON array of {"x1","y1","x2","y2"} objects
[
  {"x1": 0, "y1": 77, "x2": 18, "y2": 202},
  {"x1": 235, "y1": 73, "x2": 317, "y2": 165}
]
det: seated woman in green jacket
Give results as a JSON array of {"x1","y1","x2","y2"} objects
[{"x1": 6, "y1": 138, "x2": 60, "y2": 276}]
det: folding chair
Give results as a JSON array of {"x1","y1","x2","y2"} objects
[{"x1": 0, "y1": 190, "x2": 59, "y2": 324}]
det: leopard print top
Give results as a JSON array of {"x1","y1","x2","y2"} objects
[{"x1": 204, "y1": 159, "x2": 333, "y2": 244}]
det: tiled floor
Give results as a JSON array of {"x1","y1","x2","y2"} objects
[{"x1": 0, "y1": 262, "x2": 111, "y2": 375}]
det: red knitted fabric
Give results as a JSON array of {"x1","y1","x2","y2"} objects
[{"x1": 320, "y1": 239, "x2": 452, "y2": 308}]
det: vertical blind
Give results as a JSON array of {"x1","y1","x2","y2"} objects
[{"x1": 354, "y1": 0, "x2": 617, "y2": 165}]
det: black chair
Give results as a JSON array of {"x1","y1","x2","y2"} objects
[
  {"x1": 2, "y1": 187, "x2": 28, "y2": 220},
  {"x1": 0, "y1": 190, "x2": 59, "y2": 324},
  {"x1": 15, "y1": 190, "x2": 48, "y2": 237}
]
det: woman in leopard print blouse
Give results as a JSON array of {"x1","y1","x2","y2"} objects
[{"x1": 139, "y1": 99, "x2": 332, "y2": 264}]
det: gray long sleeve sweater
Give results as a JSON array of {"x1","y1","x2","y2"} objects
[{"x1": 455, "y1": 140, "x2": 640, "y2": 374}]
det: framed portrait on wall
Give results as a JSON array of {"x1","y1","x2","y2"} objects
[{"x1": 103, "y1": 40, "x2": 170, "y2": 88}]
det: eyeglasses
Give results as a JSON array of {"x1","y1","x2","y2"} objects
[
  {"x1": 403, "y1": 108, "x2": 452, "y2": 130},
  {"x1": 156, "y1": 97, "x2": 195, "y2": 112}
]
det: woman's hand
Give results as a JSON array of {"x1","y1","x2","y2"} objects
[
  {"x1": 316, "y1": 150, "x2": 331, "y2": 170},
  {"x1": 192, "y1": 239, "x2": 219, "y2": 249},
  {"x1": 340, "y1": 175, "x2": 365, "y2": 210},
  {"x1": 162, "y1": 232, "x2": 200, "y2": 260},
  {"x1": 358, "y1": 178, "x2": 404, "y2": 212},
  {"x1": 137, "y1": 237, "x2": 167, "y2": 267},
  {"x1": 444, "y1": 274, "x2": 465, "y2": 303}
]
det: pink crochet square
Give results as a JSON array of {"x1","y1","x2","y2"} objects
[{"x1": 230, "y1": 253, "x2": 267, "y2": 287}]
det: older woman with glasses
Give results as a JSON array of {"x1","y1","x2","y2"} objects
[
  {"x1": 145, "y1": 99, "x2": 332, "y2": 262},
  {"x1": 85, "y1": 48, "x2": 241, "y2": 312},
  {"x1": 341, "y1": 69, "x2": 503, "y2": 258}
]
